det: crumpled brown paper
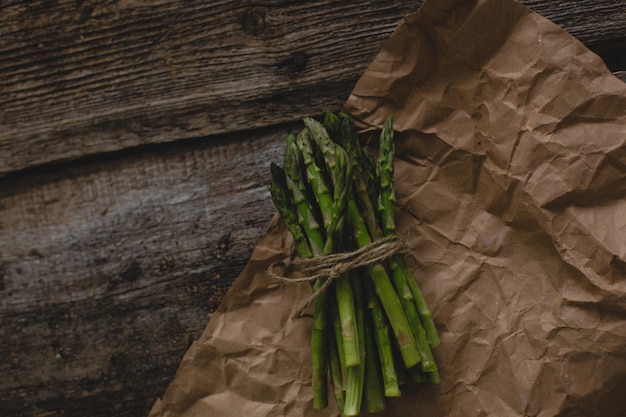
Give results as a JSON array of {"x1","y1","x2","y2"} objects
[{"x1": 149, "y1": 0, "x2": 626, "y2": 416}]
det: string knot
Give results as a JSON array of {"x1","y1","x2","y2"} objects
[{"x1": 266, "y1": 235, "x2": 406, "y2": 318}]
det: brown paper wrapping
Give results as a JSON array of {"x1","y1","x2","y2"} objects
[{"x1": 149, "y1": 0, "x2": 626, "y2": 415}]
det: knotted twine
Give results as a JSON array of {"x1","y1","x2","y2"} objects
[{"x1": 266, "y1": 235, "x2": 407, "y2": 318}]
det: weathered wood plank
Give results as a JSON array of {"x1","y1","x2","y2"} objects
[
  {"x1": 1, "y1": 0, "x2": 625, "y2": 175},
  {"x1": 0, "y1": 124, "x2": 290, "y2": 416},
  {"x1": 0, "y1": 0, "x2": 416, "y2": 176},
  {"x1": 524, "y1": 0, "x2": 626, "y2": 51}
]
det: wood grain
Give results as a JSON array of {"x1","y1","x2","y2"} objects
[
  {"x1": 524, "y1": 0, "x2": 626, "y2": 50},
  {"x1": 0, "y1": 125, "x2": 289, "y2": 416},
  {"x1": 0, "y1": 0, "x2": 416, "y2": 175},
  {"x1": 1, "y1": 0, "x2": 625, "y2": 175}
]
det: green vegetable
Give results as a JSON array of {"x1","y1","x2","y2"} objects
[
  {"x1": 377, "y1": 118, "x2": 439, "y2": 376},
  {"x1": 269, "y1": 112, "x2": 440, "y2": 415}
]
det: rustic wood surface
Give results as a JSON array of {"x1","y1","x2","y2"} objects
[
  {"x1": 1, "y1": 1, "x2": 625, "y2": 416},
  {"x1": 2, "y1": 0, "x2": 626, "y2": 175}
]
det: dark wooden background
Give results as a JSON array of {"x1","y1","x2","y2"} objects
[{"x1": 1, "y1": 1, "x2": 624, "y2": 416}]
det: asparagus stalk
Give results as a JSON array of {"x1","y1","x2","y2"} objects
[
  {"x1": 284, "y1": 134, "x2": 325, "y2": 257},
  {"x1": 336, "y1": 113, "x2": 383, "y2": 240},
  {"x1": 407, "y1": 276, "x2": 439, "y2": 347},
  {"x1": 295, "y1": 127, "x2": 333, "y2": 228},
  {"x1": 296, "y1": 124, "x2": 361, "y2": 369},
  {"x1": 363, "y1": 277, "x2": 401, "y2": 397},
  {"x1": 362, "y1": 289, "x2": 386, "y2": 413},
  {"x1": 343, "y1": 271, "x2": 366, "y2": 417},
  {"x1": 335, "y1": 271, "x2": 360, "y2": 368},
  {"x1": 269, "y1": 162, "x2": 313, "y2": 259},
  {"x1": 329, "y1": 298, "x2": 347, "y2": 383},
  {"x1": 328, "y1": 320, "x2": 346, "y2": 412},
  {"x1": 338, "y1": 113, "x2": 380, "y2": 223},
  {"x1": 310, "y1": 303, "x2": 330, "y2": 410},
  {"x1": 376, "y1": 117, "x2": 440, "y2": 375},
  {"x1": 283, "y1": 135, "x2": 331, "y2": 409}
]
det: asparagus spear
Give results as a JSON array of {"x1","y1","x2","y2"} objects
[
  {"x1": 363, "y1": 278, "x2": 401, "y2": 397},
  {"x1": 328, "y1": 319, "x2": 346, "y2": 412},
  {"x1": 284, "y1": 134, "x2": 325, "y2": 257},
  {"x1": 338, "y1": 112, "x2": 380, "y2": 225},
  {"x1": 269, "y1": 163, "x2": 314, "y2": 260},
  {"x1": 376, "y1": 117, "x2": 440, "y2": 375},
  {"x1": 343, "y1": 271, "x2": 366, "y2": 416},
  {"x1": 295, "y1": 125, "x2": 361, "y2": 371},
  {"x1": 335, "y1": 112, "x2": 383, "y2": 240},
  {"x1": 283, "y1": 135, "x2": 331, "y2": 409},
  {"x1": 362, "y1": 287, "x2": 386, "y2": 413},
  {"x1": 295, "y1": 128, "x2": 334, "y2": 232}
]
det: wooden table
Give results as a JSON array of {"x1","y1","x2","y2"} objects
[{"x1": 1, "y1": 1, "x2": 624, "y2": 416}]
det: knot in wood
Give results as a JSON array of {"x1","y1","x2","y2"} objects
[
  {"x1": 290, "y1": 52, "x2": 308, "y2": 73},
  {"x1": 242, "y1": 9, "x2": 266, "y2": 36}
]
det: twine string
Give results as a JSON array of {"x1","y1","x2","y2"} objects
[{"x1": 266, "y1": 235, "x2": 406, "y2": 318}]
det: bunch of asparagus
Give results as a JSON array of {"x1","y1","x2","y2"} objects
[{"x1": 269, "y1": 112, "x2": 439, "y2": 416}]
